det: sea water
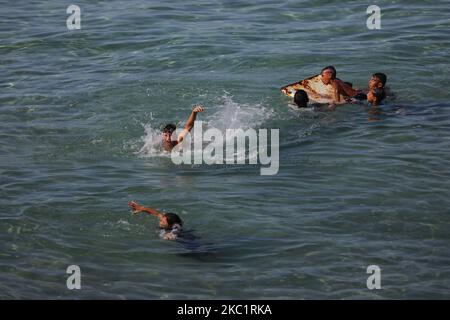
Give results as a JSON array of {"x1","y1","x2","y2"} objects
[{"x1": 1, "y1": 0, "x2": 450, "y2": 299}]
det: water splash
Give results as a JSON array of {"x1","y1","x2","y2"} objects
[
  {"x1": 207, "y1": 93, "x2": 275, "y2": 130},
  {"x1": 137, "y1": 94, "x2": 275, "y2": 161},
  {"x1": 136, "y1": 123, "x2": 169, "y2": 158}
]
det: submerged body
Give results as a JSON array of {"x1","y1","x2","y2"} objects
[{"x1": 159, "y1": 223, "x2": 182, "y2": 240}]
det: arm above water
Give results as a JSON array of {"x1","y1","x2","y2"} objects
[
  {"x1": 177, "y1": 105, "x2": 204, "y2": 143},
  {"x1": 333, "y1": 79, "x2": 361, "y2": 101},
  {"x1": 128, "y1": 201, "x2": 164, "y2": 219}
]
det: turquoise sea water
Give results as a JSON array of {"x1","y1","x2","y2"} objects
[{"x1": 1, "y1": 0, "x2": 450, "y2": 299}]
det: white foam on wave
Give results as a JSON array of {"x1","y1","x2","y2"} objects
[
  {"x1": 136, "y1": 123, "x2": 170, "y2": 158},
  {"x1": 206, "y1": 94, "x2": 276, "y2": 163},
  {"x1": 207, "y1": 93, "x2": 275, "y2": 130}
]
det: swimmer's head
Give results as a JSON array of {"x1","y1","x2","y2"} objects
[
  {"x1": 294, "y1": 90, "x2": 309, "y2": 108},
  {"x1": 162, "y1": 123, "x2": 176, "y2": 143},
  {"x1": 370, "y1": 73, "x2": 387, "y2": 89},
  {"x1": 367, "y1": 88, "x2": 385, "y2": 106},
  {"x1": 321, "y1": 66, "x2": 337, "y2": 83},
  {"x1": 160, "y1": 212, "x2": 183, "y2": 229}
]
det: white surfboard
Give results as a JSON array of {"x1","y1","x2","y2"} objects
[{"x1": 281, "y1": 74, "x2": 346, "y2": 104}]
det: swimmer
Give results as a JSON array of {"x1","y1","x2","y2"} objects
[
  {"x1": 128, "y1": 201, "x2": 182, "y2": 240},
  {"x1": 319, "y1": 66, "x2": 361, "y2": 105},
  {"x1": 347, "y1": 73, "x2": 388, "y2": 104},
  {"x1": 293, "y1": 89, "x2": 309, "y2": 108},
  {"x1": 369, "y1": 73, "x2": 387, "y2": 98},
  {"x1": 162, "y1": 105, "x2": 204, "y2": 151},
  {"x1": 364, "y1": 72, "x2": 388, "y2": 101}
]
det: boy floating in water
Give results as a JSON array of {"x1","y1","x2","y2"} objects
[
  {"x1": 162, "y1": 105, "x2": 204, "y2": 151},
  {"x1": 343, "y1": 73, "x2": 387, "y2": 121},
  {"x1": 318, "y1": 66, "x2": 360, "y2": 104},
  {"x1": 368, "y1": 73, "x2": 387, "y2": 101},
  {"x1": 293, "y1": 89, "x2": 309, "y2": 108},
  {"x1": 348, "y1": 73, "x2": 388, "y2": 105},
  {"x1": 128, "y1": 201, "x2": 182, "y2": 240}
]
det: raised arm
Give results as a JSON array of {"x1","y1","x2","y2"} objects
[
  {"x1": 177, "y1": 105, "x2": 204, "y2": 143},
  {"x1": 128, "y1": 201, "x2": 164, "y2": 219}
]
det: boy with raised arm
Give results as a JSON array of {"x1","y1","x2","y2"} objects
[
  {"x1": 128, "y1": 201, "x2": 183, "y2": 240},
  {"x1": 162, "y1": 105, "x2": 204, "y2": 151}
]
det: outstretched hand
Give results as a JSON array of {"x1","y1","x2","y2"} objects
[
  {"x1": 128, "y1": 201, "x2": 145, "y2": 214},
  {"x1": 192, "y1": 105, "x2": 204, "y2": 113}
]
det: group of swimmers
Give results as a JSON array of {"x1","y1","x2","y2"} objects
[
  {"x1": 290, "y1": 66, "x2": 388, "y2": 110},
  {"x1": 129, "y1": 66, "x2": 389, "y2": 240}
]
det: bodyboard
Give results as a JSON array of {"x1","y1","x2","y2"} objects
[{"x1": 281, "y1": 74, "x2": 346, "y2": 104}]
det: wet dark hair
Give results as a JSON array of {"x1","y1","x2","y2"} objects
[
  {"x1": 321, "y1": 66, "x2": 337, "y2": 79},
  {"x1": 294, "y1": 90, "x2": 309, "y2": 108},
  {"x1": 164, "y1": 212, "x2": 183, "y2": 227},
  {"x1": 163, "y1": 123, "x2": 176, "y2": 134},
  {"x1": 344, "y1": 82, "x2": 353, "y2": 87},
  {"x1": 372, "y1": 73, "x2": 387, "y2": 87}
]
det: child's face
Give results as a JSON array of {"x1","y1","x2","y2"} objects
[
  {"x1": 369, "y1": 76, "x2": 383, "y2": 90},
  {"x1": 162, "y1": 131, "x2": 173, "y2": 143},
  {"x1": 321, "y1": 69, "x2": 334, "y2": 84},
  {"x1": 159, "y1": 216, "x2": 169, "y2": 229}
]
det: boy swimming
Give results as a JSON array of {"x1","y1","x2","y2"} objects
[
  {"x1": 128, "y1": 201, "x2": 183, "y2": 240},
  {"x1": 347, "y1": 73, "x2": 388, "y2": 105},
  {"x1": 293, "y1": 89, "x2": 309, "y2": 108},
  {"x1": 162, "y1": 105, "x2": 204, "y2": 151},
  {"x1": 318, "y1": 66, "x2": 365, "y2": 104},
  {"x1": 368, "y1": 73, "x2": 387, "y2": 99}
]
